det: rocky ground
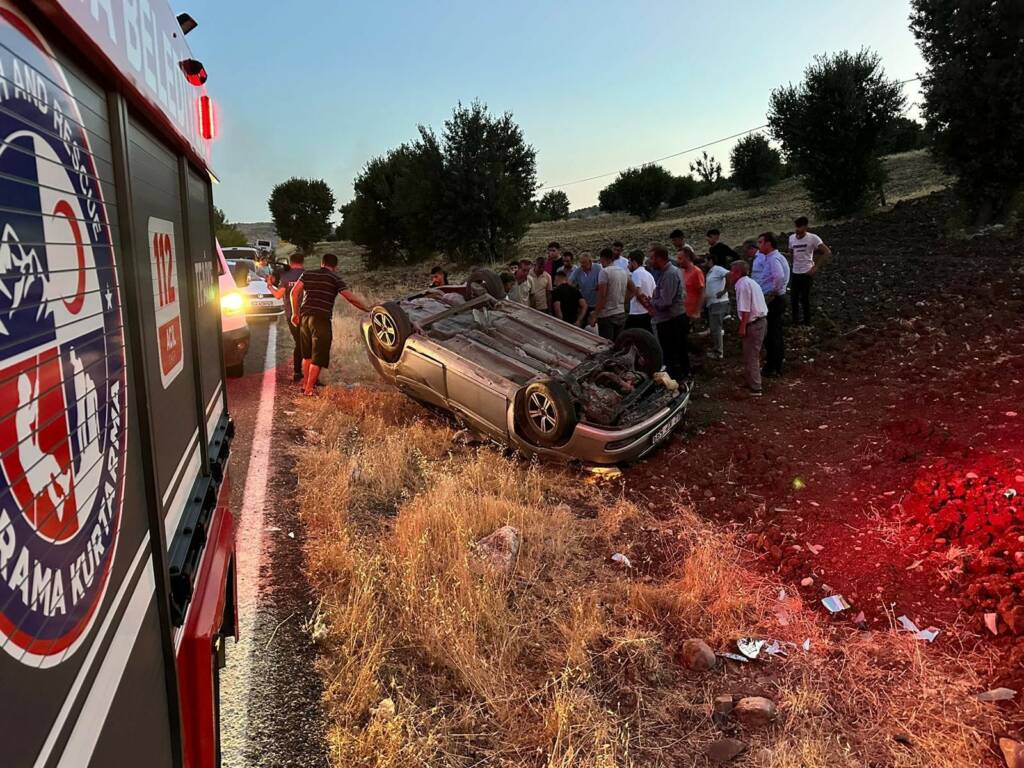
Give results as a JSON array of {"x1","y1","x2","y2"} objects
[{"x1": 627, "y1": 191, "x2": 1024, "y2": 732}]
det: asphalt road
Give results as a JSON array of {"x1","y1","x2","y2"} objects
[{"x1": 219, "y1": 315, "x2": 329, "y2": 768}]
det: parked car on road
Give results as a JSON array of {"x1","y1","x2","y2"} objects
[
  {"x1": 225, "y1": 257, "x2": 285, "y2": 318},
  {"x1": 363, "y1": 270, "x2": 690, "y2": 464},
  {"x1": 219, "y1": 242, "x2": 250, "y2": 376}
]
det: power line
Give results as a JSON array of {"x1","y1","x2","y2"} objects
[{"x1": 537, "y1": 75, "x2": 924, "y2": 193}]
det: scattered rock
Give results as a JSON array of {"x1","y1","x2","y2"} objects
[
  {"x1": 706, "y1": 738, "x2": 747, "y2": 763},
  {"x1": 733, "y1": 696, "x2": 777, "y2": 728},
  {"x1": 1001, "y1": 738, "x2": 1024, "y2": 768},
  {"x1": 471, "y1": 526, "x2": 521, "y2": 575},
  {"x1": 713, "y1": 695, "x2": 735, "y2": 716},
  {"x1": 679, "y1": 639, "x2": 717, "y2": 671}
]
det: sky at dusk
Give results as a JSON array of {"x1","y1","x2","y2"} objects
[{"x1": 185, "y1": 0, "x2": 925, "y2": 222}]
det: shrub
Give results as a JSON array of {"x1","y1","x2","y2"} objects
[
  {"x1": 268, "y1": 178, "x2": 336, "y2": 253},
  {"x1": 768, "y1": 49, "x2": 905, "y2": 217},
  {"x1": 730, "y1": 134, "x2": 783, "y2": 195},
  {"x1": 665, "y1": 174, "x2": 701, "y2": 208},
  {"x1": 598, "y1": 165, "x2": 673, "y2": 220},
  {"x1": 911, "y1": 0, "x2": 1024, "y2": 223},
  {"x1": 213, "y1": 206, "x2": 247, "y2": 247}
]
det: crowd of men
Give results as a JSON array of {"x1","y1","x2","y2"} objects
[{"x1": 484, "y1": 216, "x2": 830, "y2": 397}]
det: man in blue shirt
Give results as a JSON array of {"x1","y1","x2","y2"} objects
[
  {"x1": 752, "y1": 232, "x2": 788, "y2": 377},
  {"x1": 268, "y1": 252, "x2": 307, "y2": 381},
  {"x1": 569, "y1": 252, "x2": 602, "y2": 326}
]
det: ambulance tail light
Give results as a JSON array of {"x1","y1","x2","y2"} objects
[{"x1": 198, "y1": 95, "x2": 217, "y2": 141}]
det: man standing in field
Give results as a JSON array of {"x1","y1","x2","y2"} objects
[
  {"x1": 611, "y1": 241, "x2": 629, "y2": 271},
  {"x1": 508, "y1": 260, "x2": 532, "y2": 304},
  {"x1": 544, "y1": 242, "x2": 561, "y2": 275},
  {"x1": 570, "y1": 252, "x2": 602, "y2": 326},
  {"x1": 592, "y1": 248, "x2": 633, "y2": 340},
  {"x1": 268, "y1": 252, "x2": 307, "y2": 381},
  {"x1": 751, "y1": 232, "x2": 789, "y2": 377},
  {"x1": 788, "y1": 216, "x2": 831, "y2": 325},
  {"x1": 729, "y1": 260, "x2": 768, "y2": 396},
  {"x1": 560, "y1": 250, "x2": 575, "y2": 275},
  {"x1": 704, "y1": 255, "x2": 731, "y2": 359},
  {"x1": 670, "y1": 229, "x2": 687, "y2": 260},
  {"x1": 551, "y1": 270, "x2": 587, "y2": 326},
  {"x1": 528, "y1": 256, "x2": 553, "y2": 311},
  {"x1": 705, "y1": 229, "x2": 735, "y2": 268},
  {"x1": 626, "y1": 250, "x2": 656, "y2": 332},
  {"x1": 677, "y1": 245, "x2": 705, "y2": 359},
  {"x1": 639, "y1": 245, "x2": 687, "y2": 381},
  {"x1": 290, "y1": 253, "x2": 369, "y2": 396}
]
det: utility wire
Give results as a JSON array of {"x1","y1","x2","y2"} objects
[{"x1": 537, "y1": 76, "x2": 923, "y2": 192}]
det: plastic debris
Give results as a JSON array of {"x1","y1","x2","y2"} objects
[
  {"x1": 737, "y1": 638, "x2": 766, "y2": 659},
  {"x1": 801, "y1": 638, "x2": 811, "y2": 651},
  {"x1": 985, "y1": 612, "x2": 999, "y2": 636},
  {"x1": 1005, "y1": 488, "x2": 1018, "y2": 500},
  {"x1": 777, "y1": 588, "x2": 787, "y2": 601},
  {"x1": 718, "y1": 652, "x2": 750, "y2": 663},
  {"x1": 822, "y1": 595, "x2": 851, "y2": 613},
  {"x1": 765, "y1": 640, "x2": 787, "y2": 657},
  {"x1": 288, "y1": 531, "x2": 295, "y2": 539},
  {"x1": 976, "y1": 688, "x2": 1016, "y2": 702},
  {"x1": 611, "y1": 553, "x2": 632, "y2": 568},
  {"x1": 897, "y1": 615, "x2": 940, "y2": 642},
  {"x1": 852, "y1": 611, "x2": 868, "y2": 629},
  {"x1": 806, "y1": 544, "x2": 823, "y2": 555},
  {"x1": 588, "y1": 466, "x2": 623, "y2": 480}
]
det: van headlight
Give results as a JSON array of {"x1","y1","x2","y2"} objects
[{"x1": 221, "y1": 290, "x2": 244, "y2": 314}]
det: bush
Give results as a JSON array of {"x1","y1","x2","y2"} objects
[
  {"x1": 768, "y1": 49, "x2": 905, "y2": 217},
  {"x1": 665, "y1": 174, "x2": 701, "y2": 208},
  {"x1": 598, "y1": 165, "x2": 673, "y2": 220},
  {"x1": 911, "y1": 0, "x2": 1024, "y2": 224},
  {"x1": 534, "y1": 189, "x2": 570, "y2": 222},
  {"x1": 730, "y1": 134, "x2": 783, "y2": 195},
  {"x1": 877, "y1": 116, "x2": 927, "y2": 155},
  {"x1": 268, "y1": 178, "x2": 336, "y2": 253}
]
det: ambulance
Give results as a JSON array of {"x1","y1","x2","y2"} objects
[{"x1": 0, "y1": 2, "x2": 237, "y2": 765}]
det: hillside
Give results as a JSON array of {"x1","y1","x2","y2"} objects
[{"x1": 233, "y1": 221, "x2": 278, "y2": 245}]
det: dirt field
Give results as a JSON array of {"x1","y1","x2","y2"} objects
[{"x1": 278, "y1": 160, "x2": 1024, "y2": 765}]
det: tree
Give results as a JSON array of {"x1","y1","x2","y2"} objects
[
  {"x1": 665, "y1": 174, "x2": 701, "y2": 208},
  {"x1": 911, "y1": 0, "x2": 1024, "y2": 224},
  {"x1": 768, "y1": 49, "x2": 905, "y2": 217},
  {"x1": 534, "y1": 189, "x2": 570, "y2": 222},
  {"x1": 213, "y1": 206, "x2": 247, "y2": 247},
  {"x1": 268, "y1": 178, "x2": 336, "y2": 253},
  {"x1": 597, "y1": 165, "x2": 673, "y2": 220},
  {"x1": 689, "y1": 151, "x2": 724, "y2": 192},
  {"x1": 730, "y1": 134, "x2": 783, "y2": 194},
  {"x1": 877, "y1": 116, "x2": 927, "y2": 155},
  {"x1": 434, "y1": 102, "x2": 537, "y2": 261},
  {"x1": 341, "y1": 134, "x2": 445, "y2": 267}
]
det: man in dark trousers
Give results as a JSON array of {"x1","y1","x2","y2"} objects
[
  {"x1": 751, "y1": 232, "x2": 789, "y2": 377},
  {"x1": 787, "y1": 216, "x2": 831, "y2": 325},
  {"x1": 267, "y1": 252, "x2": 307, "y2": 381},
  {"x1": 289, "y1": 253, "x2": 369, "y2": 395},
  {"x1": 639, "y1": 245, "x2": 687, "y2": 381}
]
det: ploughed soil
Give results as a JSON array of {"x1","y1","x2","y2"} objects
[{"x1": 627, "y1": 192, "x2": 1024, "y2": 721}]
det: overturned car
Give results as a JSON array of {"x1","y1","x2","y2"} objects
[{"x1": 361, "y1": 270, "x2": 690, "y2": 464}]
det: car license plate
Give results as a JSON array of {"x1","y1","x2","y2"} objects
[
  {"x1": 251, "y1": 300, "x2": 276, "y2": 308},
  {"x1": 652, "y1": 412, "x2": 682, "y2": 445}
]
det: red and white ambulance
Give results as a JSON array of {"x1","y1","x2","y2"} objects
[{"x1": 0, "y1": 2, "x2": 236, "y2": 766}]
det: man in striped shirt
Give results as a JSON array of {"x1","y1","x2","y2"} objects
[{"x1": 290, "y1": 253, "x2": 369, "y2": 395}]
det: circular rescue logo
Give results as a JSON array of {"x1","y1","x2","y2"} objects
[{"x1": 0, "y1": 6, "x2": 127, "y2": 665}]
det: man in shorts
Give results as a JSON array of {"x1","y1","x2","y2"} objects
[{"x1": 290, "y1": 253, "x2": 369, "y2": 395}]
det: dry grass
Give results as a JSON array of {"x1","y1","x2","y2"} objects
[{"x1": 292, "y1": 383, "x2": 1003, "y2": 768}]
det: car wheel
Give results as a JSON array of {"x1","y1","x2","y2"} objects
[
  {"x1": 516, "y1": 379, "x2": 576, "y2": 446},
  {"x1": 614, "y1": 328, "x2": 663, "y2": 376},
  {"x1": 369, "y1": 301, "x2": 412, "y2": 363},
  {"x1": 467, "y1": 267, "x2": 505, "y2": 300},
  {"x1": 226, "y1": 361, "x2": 244, "y2": 377}
]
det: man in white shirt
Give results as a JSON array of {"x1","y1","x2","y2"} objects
[
  {"x1": 527, "y1": 256, "x2": 552, "y2": 311},
  {"x1": 729, "y1": 260, "x2": 768, "y2": 396},
  {"x1": 704, "y1": 259, "x2": 730, "y2": 359},
  {"x1": 625, "y1": 250, "x2": 656, "y2": 332},
  {"x1": 788, "y1": 216, "x2": 831, "y2": 326}
]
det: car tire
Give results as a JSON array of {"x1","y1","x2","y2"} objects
[
  {"x1": 226, "y1": 361, "x2": 244, "y2": 378},
  {"x1": 614, "y1": 328, "x2": 663, "y2": 376},
  {"x1": 369, "y1": 301, "x2": 412, "y2": 363},
  {"x1": 516, "y1": 379, "x2": 576, "y2": 446},
  {"x1": 467, "y1": 267, "x2": 505, "y2": 300}
]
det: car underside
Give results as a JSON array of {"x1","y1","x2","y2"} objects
[{"x1": 362, "y1": 270, "x2": 690, "y2": 464}]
